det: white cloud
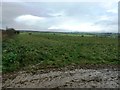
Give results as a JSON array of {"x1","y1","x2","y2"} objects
[
  {"x1": 2, "y1": 0, "x2": 120, "y2": 2},
  {"x1": 5, "y1": 2, "x2": 118, "y2": 33},
  {"x1": 15, "y1": 15, "x2": 46, "y2": 26},
  {"x1": 48, "y1": 11, "x2": 66, "y2": 17},
  {"x1": 48, "y1": 26, "x2": 60, "y2": 29},
  {"x1": 99, "y1": 15, "x2": 110, "y2": 21},
  {"x1": 101, "y1": 0, "x2": 118, "y2": 8},
  {"x1": 107, "y1": 9, "x2": 118, "y2": 14},
  {"x1": 101, "y1": 24, "x2": 118, "y2": 33},
  {"x1": 48, "y1": 22, "x2": 102, "y2": 32},
  {"x1": 101, "y1": 1, "x2": 118, "y2": 14},
  {"x1": 99, "y1": 15, "x2": 116, "y2": 21},
  {"x1": 94, "y1": 14, "x2": 118, "y2": 33}
]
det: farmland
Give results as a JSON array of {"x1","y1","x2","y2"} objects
[
  {"x1": 2, "y1": 32, "x2": 119, "y2": 73},
  {"x1": 0, "y1": 31, "x2": 2, "y2": 72}
]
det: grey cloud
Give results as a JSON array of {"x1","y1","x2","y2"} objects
[
  {"x1": 1, "y1": 2, "x2": 118, "y2": 33},
  {"x1": 94, "y1": 14, "x2": 117, "y2": 26},
  {"x1": 2, "y1": 2, "x2": 63, "y2": 29},
  {"x1": 2, "y1": 2, "x2": 29, "y2": 28},
  {"x1": 94, "y1": 20, "x2": 117, "y2": 26}
]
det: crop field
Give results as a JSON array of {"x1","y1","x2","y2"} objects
[
  {"x1": 2, "y1": 32, "x2": 119, "y2": 73},
  {"x1": 0, "y1": 32, "x2": 2, "y2": 72}
]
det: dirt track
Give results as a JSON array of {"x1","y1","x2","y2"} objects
[
  {"x1": 2, "y1": 67, "x2": 120, "y2": 88},
  {"x1": 0, "y1": 74, "x2": 1, "y2": 89}
]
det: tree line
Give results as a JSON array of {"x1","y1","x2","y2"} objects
[{"x1": 2, "y1": 28, "x2": 20, "y2": 37}]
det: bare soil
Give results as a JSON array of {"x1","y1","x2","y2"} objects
[{"x1": 2, "y1": 65, "x2": 120, "y2": 88}]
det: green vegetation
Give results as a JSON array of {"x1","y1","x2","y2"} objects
[
  {"x1": 0, "y1": 32, "x2": 2, "y2": 72},
  {"x1": 2, "y1": 32, "x2": 119, "y2": 72}
]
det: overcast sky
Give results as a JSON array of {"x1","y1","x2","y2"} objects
[{"x1": 1, "y1": 0, "x2": 119, "y2": 33}]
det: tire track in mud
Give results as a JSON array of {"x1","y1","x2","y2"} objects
[{"x1": 2, "y1": 68, "x2": 120, "y2": 88}]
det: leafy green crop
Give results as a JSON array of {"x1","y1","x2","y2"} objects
[{"x1": 2, "y1": 33, "x2": 119, "y2": 72}]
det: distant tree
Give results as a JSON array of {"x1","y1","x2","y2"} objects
[
  {"x1": 15, "y1": 31, "x2": 20, "y2": 34},
  {"x1": 81, "y1": 35, "x2": 84, "y2": 37},
  {"x1": 29, "y1": 32, "x2": 32, "y2": 35},
  {"x1": 6, "y1": 28, "x2": 16, "y2": 36}
]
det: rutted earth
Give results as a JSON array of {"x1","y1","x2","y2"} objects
[
  {"x1": 0, "y1": 74, "x2": 1, "y2": 89},
  {"x1": 2, "y1": 67, "x2": 120, "y2": 88}
]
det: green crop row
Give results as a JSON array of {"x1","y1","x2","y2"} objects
[{"x1": 2, "y1": 33, "x2": 119, "y2": 73}]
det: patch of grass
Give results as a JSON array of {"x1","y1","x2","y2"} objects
[{"x1": 2, "y1": 33, "x2": 119, "y2": 73}]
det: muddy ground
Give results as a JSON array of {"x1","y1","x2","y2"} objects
[
  {"x1": 2, "y1": 65, "x2": 120, "y2": 88},
  {"x1": 0, "y1": 73, "x2": 1, "y2": 90}
]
